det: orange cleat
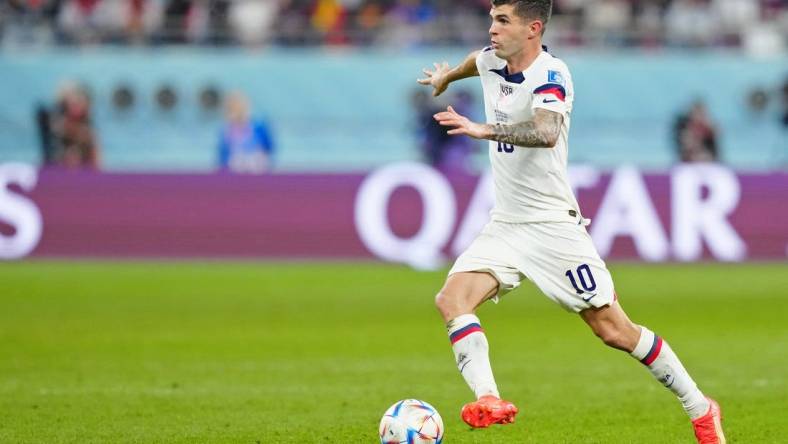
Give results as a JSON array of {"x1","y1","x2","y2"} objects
[
  {"x1": 461, "y1": 395, "x2": 519, "y2": 428},
  {"x1": 692, "y1": 397, "x2": 726, "y2": 444}
]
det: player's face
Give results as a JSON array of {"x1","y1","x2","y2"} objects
[{"x1": 489, "y1": 4, "x2": 539, "y2": 60}]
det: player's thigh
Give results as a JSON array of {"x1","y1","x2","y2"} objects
[
  {"x1": 448, "y1": 221, "x2": 524, "y2": 303},
  {"x1": 517, "y1": 222, "x2": 616, "y2": 313},
  {"x1": 438, "y1": 271, "x2": 499, "y2": 309}
]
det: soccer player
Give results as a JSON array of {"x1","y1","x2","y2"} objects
[{"x1": 416, "y1": 1, "x2": 725, "y2": 443}]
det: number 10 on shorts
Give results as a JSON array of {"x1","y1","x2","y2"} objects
[{"x1": 565, "y1": 264, "x2": 597, "y2": 294}]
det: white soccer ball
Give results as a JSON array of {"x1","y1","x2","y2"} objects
[{"x1": 379, "y1": 399, "x2": 444, "y2": 444}]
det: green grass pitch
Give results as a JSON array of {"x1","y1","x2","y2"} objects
[{"x1": 0, "y1": 262, "x2": 786, "y2": 443}]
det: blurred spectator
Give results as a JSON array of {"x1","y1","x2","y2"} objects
[
  {"x1": 310, "y1": 0, "x2": 351, "y2": 45},
  {"x1": 583, "y1": 0, "x2": 631, "y2": 46},
  {"x1": 160, "y1": 0, "x2": 199, "y2": 43},
  {"x1": 159, "y1": 0, "x2": 229, "y2": 44},
  {"x1": 352, "y1": 0, "x2": 386, "y2": 46},
  {"x1": 217, "y1": 92, "x2": 275, "y2": 174},
  {"x1": 664, "y1": 0, "x2": 716, "y2": 47},
  {"x1": 1, "y1": 0, "x2": 61, "y2": 46},
  {"x1": 228, "y1": 0, "x2": 278, "y2": 46},
  {"x1": 711, "y1": 0, "x2": 759, "y2": 46},
  {"x1": 124, "y1": 0, "x2": 165, "y2": 44},
  {"x1": 412, "y1": 89, "x2": 448, "y2": 169},
  {"x1": 37, "y1": 81, "x2": 101, "y2": 169},
  {"x1": 782, "y1": 78, "x2": 788, "y2": 128},
  {"x1": 412, "y1": 88, "x2": 477, "y2": 174},
  {"x1": 674, "y1": 100, "x2": 719, "y2": 163},
  {"x1": 375, "y1": 0, "x2": 436, "y2": 48},
  {"x1": 57, "y1": 0, "x2": 106, "y2": 44},
  {"x1": 275, "y1": 0, "x2": 312, "y2": 46}
]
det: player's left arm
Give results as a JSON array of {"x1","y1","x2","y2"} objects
[{"x1": 433, "y1": 107, "x2": 563, "y2": 148}]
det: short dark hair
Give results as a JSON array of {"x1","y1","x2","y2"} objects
[{"x1": 492, "y1": 0, "x2": 553, "y2": 30}]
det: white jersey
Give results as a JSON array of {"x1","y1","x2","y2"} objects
[{"x1": 476, "y1": 46, "x2": 582, "y2": 223}]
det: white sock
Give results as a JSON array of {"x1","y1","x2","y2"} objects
[
  {"x1": 630, "y1": 326, "x2": 710, "y2": 419},
  {"x1": 447, "y1": 314, "x2": 500, "y2": 399}
]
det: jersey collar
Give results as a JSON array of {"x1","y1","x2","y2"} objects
[
  {"x1": 489, "y1": 46, "x2": 551, "y2": 85},
  {"x1": 488, "y1": 65, "x2": 525, "y2": 84}
]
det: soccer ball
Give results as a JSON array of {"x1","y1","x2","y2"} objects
[{"x1": 379, "y1": 399, "x2": 444, "y2": 444}]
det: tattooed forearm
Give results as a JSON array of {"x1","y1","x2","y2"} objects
[{"x1": 484, "y1": 109, "x2": 563, "y2": 148}]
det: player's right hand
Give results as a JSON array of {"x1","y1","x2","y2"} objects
[
  {"x1": 434, "y1": 106, "x2": 488, "y2": 140},
  {"x1": 417, "y1": 62, "x2": 451, "y2": 97}
]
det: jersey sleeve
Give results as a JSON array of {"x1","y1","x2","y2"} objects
[
  {"x1": 531, "y1": 62, "x2": 571, "y2": 116},
  {"x1": 475, "y1": 46, "x2": 494, "y2": 74}
]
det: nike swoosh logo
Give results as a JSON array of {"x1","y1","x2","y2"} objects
[
  {"x1": 459, "y1": 359, "x2": 472, "y2": 373},
  {"x1": 582, "y1": 293, "x2": 597, "y2": 302},
  {"x1": 543, "y1": 99, "x2": 558, "y2": 103}
]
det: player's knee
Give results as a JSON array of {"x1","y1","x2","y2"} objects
[
  {"x1": 594, "y1": 327, "x2": 629, "y2": 351},
  {"x1": 434, "y1": 290, "x2": 454, "y2": 315},
  {"x1": 435, "y1": 288, "x2": 468, "y2": 320}
]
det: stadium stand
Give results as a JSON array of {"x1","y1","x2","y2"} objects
[{"x1": 1, "y1": 1, "x2": 785, "y2": 51}]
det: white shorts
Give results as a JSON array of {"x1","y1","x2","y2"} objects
[{"x1": 449, "y1": 220, "x2": 616, "y2": 313}]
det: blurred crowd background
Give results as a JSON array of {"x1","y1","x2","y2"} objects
[
  {"x1": 0, "y1": 0, "x2": 786, "y2": 174},
  {"x1": 2, "y1": 0, "x2": 786, "y2": 51}
]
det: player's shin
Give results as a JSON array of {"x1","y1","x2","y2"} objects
[
  {"x1": 630, "y1": 326, "x2": 710, "y2": 419},
  {"x1": 447, "y1": 314, "x2": 500, "y2": 399}
]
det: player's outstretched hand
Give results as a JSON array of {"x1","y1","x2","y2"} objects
[
  {"x1": 417, "y1": 62, "x2": 451, "y2": 97},
  {"x1": 434, "y1": 106, "x2": 488, "y2": 139}
]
